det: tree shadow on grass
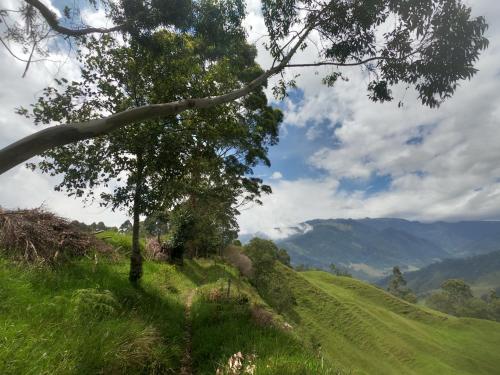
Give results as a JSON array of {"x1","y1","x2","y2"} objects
[
  {"x1": 2, "y1": 259, "x2": 186, "y2": 374},
  {"x1": 180, "y1": 258, "x2": 236, "y2": 286}
]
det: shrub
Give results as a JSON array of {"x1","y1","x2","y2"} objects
[
  {"x1": 71, "y1": 288, "x2": 120, "y2": 319},
  {"x1": 224, "y1": 245, "x2": 253, "y2": 278}
]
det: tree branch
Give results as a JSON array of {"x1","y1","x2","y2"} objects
[
  {"x1": 25, "y1": 0, "x2": 124, "y2": 37},
  {"x1": 286, "y1": 56, "x2": 399, "y2": 68},
  {"x1": 0, "y1": 26, "x2": 313, "y2": 175}
]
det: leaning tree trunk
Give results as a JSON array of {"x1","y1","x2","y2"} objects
[{"x1": 129, "y1": 153, "x2": 144, "y2": 284}]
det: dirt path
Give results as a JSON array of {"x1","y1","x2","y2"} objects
[{"x1": 180, "y1": 289, "x2": 196, "y2": 375}]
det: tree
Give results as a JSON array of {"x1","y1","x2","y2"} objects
[
  {"x1": 387, "y1": 266, "x2": 417, "y2": 303},
  {"x1": 143, "y1": 212, "x2": 169, "y2": 240},
  {"x1": 0, "y1": 0, "x2": 489, "y2": 174},
  {"x1": 244, "y1": 237, "x2": 296, "y2": 313},
  {"x1": 119, "y1": 220, "x2": 133, "y2": 233},
  {"x1": 329, "y1": 263, "x2": 352, "y2": 277},
  {"x1": 18, "y1": 31, "x2": 281, "y2": 283},
  {"x1": 387, "y1": 266, "x2": 406, "y2": 294},
  {"x1": 277, "y1": 248, "x2": 291, "y2": 267},
  {"x1": 441, "y1": 279, "x2": 473, "y2": 306},
  {"x1": 427, "y1": 279, "x2": 480, "y2": 317}
]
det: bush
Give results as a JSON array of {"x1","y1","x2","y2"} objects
[
  {"x1": 223, "y1": 245, "x2": 253, "y2": 277},
  {"x1": 71, "y1": 288, "x2": 120, "y2": 319}
]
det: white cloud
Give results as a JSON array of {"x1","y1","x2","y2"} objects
[
  {"x1": 270, "y1": 171, "x2": 283, "y2": 180},
  {"x1": 238, "y1": 0, "x2": 500, "y2": 236}
]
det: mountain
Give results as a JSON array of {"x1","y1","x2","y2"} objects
[
  {"x1": 275, "y1": 218, "x2": 500, "y2": 281},
  {"x1": 378, "y1": 250, "x2": 500, "y2": 296}
]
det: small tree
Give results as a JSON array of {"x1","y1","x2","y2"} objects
[
  {"x1": 441, "y1": 279, "x2": 473, "y2": 306},
  {"x1": 387, "y1": 266, "x2": 417, "y2": 303},
  {"x1": 244, "y1": 238, "x2": 296, "y2": 313},
  {"x1": 329, "y1": 263, "x2": 352, "y2": 277},
  {"x1": 119, "y1": 220, "x2": 133, "y2": 233}
]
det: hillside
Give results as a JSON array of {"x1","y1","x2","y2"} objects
[
  {"x1": 0, "y1": 254, "x2": 333, "y2": 374},
  {"x1": 276, "y1": 218, "x2": 500, "y2": 280},
  {"x1": 2, "y1": 236, "x2": 500, "y2": 374},
  {"x1": 377, "y1": 250, "x2": 500, "y2": 296},
  {"x1": 283, "y1": 267, "x2": 500, "y2": 374}
]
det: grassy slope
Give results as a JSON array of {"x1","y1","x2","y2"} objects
[
  {"x1": 2, "y1": 234, "x2": 500, "y2": 375},
  {"x1": 0, "y1": 253, "x2": 331, "y2": 374},
  {"x1": 283, "y1": 267, "x2": 500, "y2": 375}
]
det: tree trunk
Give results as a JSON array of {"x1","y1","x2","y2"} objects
[{"x1": 129, "y1": 153, "x2": 144, "y2": 284}]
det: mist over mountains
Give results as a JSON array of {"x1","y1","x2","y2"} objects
[{"x1": 245, "y1": 218, "x2": 500, "y2": 281}]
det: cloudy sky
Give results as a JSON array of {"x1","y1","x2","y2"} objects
[{"x1": 1, "y1": 0, "x2": 500, "y2": 237}]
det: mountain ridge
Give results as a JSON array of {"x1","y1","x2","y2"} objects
[{"x1": 263, "y1": 218, "x2": 500, "y2": 280}]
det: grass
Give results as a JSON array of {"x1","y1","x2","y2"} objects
[
  {"x1": 186, "y1": 260, "x2": 339, "y2": 374},
  {"x1": 0, "y1": 251, "x2": 333, "y2": 374},
  {"x1": 96, "y1": 230, "x2": 146, "y2": 256},
  {"x1": 0, "y1": 256, "x2": 194, "y2": 374},
  {"x1": 283, "y1": 267, "x2": 500, "y2": 375},
  {"x1": 2, "y1": 235, "x2": 500, "y2": 375}
]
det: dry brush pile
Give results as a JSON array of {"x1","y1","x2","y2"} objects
[{"x1": 0, "y1": 207, "x2": 110, "y2": 263}]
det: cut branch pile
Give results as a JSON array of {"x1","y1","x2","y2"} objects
[{"x1": 0, "y1": 207, "x2": 109, "y2": 263}]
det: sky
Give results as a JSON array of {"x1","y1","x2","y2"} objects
[{"x1": 1, "y1": 0, "x2": 500, "y2": 238}]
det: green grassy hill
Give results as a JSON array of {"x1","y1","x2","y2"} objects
[
  {"x1": 1, "y1": 238, "x2": 500, "y2": 374},
  {"x1": 284, "y1": 268, "x2": 500, "y2": 374}
]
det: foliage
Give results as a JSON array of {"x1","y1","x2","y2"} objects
[
  {"x1": 263, "y1": 0, "x2": 488, "y2": 107},
  {"x1": 426, "y1": 279, "x2": 500, "y2": 321},
  {"x1": 119, "y1": 220, "x2": 133, "y2": 233},
  {"x1": 387, "y1": 266, "x2": 417, "y2": 303},
  {"x1": 20, "y1": 28, "x2": 281, "y2": 281},
  {"x1": 329, "y1": 263, "x2": 352, "y2": 277},
  {"x1": 382, "y1": 250, "x2": 500, "y2": 296},
  {"x1": 244, "y1": 238, "x2": 296, "y2": 313}
]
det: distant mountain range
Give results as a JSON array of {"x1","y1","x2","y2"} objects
[
  {"x1": 377, "y1": 250, "x2": 500, "y2": 297},
  {"x1": 263, "y1": 218, "x2": 500, "y2": 281}
]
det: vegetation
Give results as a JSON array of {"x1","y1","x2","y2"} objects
[
  {"x1": 0, "y1": 1, "x2": 496, "y2": 374},
  {"x1": 387, "y1": 266, "x2": 417, "y2": 303},
  {"x1": 0, "y1": 249, "x2": 335, "y2": 374},
  {"x1": 2, "y1": 229, "x2": 500, "y2": 374},
  {"x1": 291, "y1": 269, "x2": 500, "y2": 374},
  {"x1": 426, "y1": 279, "x2": 500, "y2": 322},
  {"x1": 19, "y1": 30, "x2": 280, "y2": 283},
  {"x1": 329, "y1": 263, "x2": 352, "y2": 277},
  {"x1": 379, "y1": 250, "x2": 500, "y2": 297},
  {"x1": 0, "y1": 0, "x2": 488, "y2": 175},
  {"x1": 244, "y1": 238, "x2": 296, "y2": 313}
]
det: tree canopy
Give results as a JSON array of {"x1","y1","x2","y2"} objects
[
  {"x1": 18, "y1": 29, "x2": 281, "y2": 281},
  {"x1": 0, "y1": 0, "x2": 489, "y2": 174}
]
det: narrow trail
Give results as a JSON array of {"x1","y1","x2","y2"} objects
[{"x1": 180, "y1": 289, "x2": 196, "y2": 375}]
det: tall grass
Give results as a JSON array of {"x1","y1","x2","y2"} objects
[{"x1": 0, "y1": 258, "x2": 185, "y2": 374}]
